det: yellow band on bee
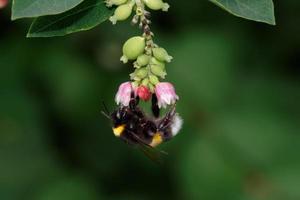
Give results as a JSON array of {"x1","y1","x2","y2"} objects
[
  {"x1": 150, "y1": 132, "x2": 163, "y2": 147},
  {"x1": 113, "y1": 124, "x2": 125, "y2": 137}
]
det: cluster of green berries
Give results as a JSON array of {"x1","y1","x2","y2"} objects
[
  {"x1": 106, "y1": 0, "x2": 170, "y2": 24},
  {"x1": 120, "y1": 36, "x2": 172, "y2": 92},
  {"x1": 106, "y1": 0, "x2": 173, "y2": 96}
]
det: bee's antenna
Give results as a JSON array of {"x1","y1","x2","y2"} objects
[
  {"x1": 101, "y1": 111, "x2": 111, "y2": 119},
  {"x1": 101, "y1": 101, "x2": 111, "y2": 119},
  {"x1": 102, "y1": 101, "x2": 110, "y2": 114}
]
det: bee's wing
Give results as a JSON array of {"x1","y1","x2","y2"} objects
[
  {"x1": 138, "y1": 144, "x2": 165, "y2": 165},
  {"x1": 126, "y1": 129, "x2": 168, "y2": 165}
]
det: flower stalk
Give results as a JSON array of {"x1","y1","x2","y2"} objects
[{"x1": 107, "y1": 0, "x2": 178, "y2": 108}]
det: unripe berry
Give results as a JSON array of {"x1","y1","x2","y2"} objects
[
  {"x1": 132, "y1": 81, "x2": 140, "y2": 88},
  {"x1": 148, "y1": 83, "x2": 155, "y2": 93},
  {"x1": 109, "y1": 3, "x2": 133, "y2": 24},
  {"x1": 153, "y1": 47, "x2": 173, "y2": 63},
  {"x1": 112, "y1": 0, "x2": 128, "y2": 5},
  {"x1": 135, "y1": 68, "x2": 148, "y2": 79},
  {"x1": 149, "y1": 75, "x2": 159, "y2": 85},
  {"x1": 130, "y1": 71, "x2": 140, "y2": 81},
  {"x1": 141, "y1": 78, "x2": 150, "y2": 86},
  {"x1": 150, "y1": 57, "x2": 166, "y2": 78},
  {"x1": 137, "y1": 54, "x2": 150, "y2": 66},
  {"x1": 151, "y1": 57, "x2": 165, "y2": 69},
  {"x1": 106, "y1": 0, "x2": 127, "y2": 7},
  {"x1": 143, "y1": 0, "x2": 170, "y2": 11},
  {"x1": 121, "y1": 36, "x2": 145, "y2": 63},
  {"x1": 133, "y1": 62, "x2": 141, "y2": 69},
  {"x1": 130, "y1": 72, "x2": 141, "y2": 81},
  {"x1": 151, "y1": 64, "x2": 166, "y2": 78}
]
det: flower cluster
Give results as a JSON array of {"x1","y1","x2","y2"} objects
[
  {"x1": 115, "y1": 81, "x2": 178, "y2": 108},
  {"x1": 106, "y1": 0, "x2": 179, "y2": 109}
]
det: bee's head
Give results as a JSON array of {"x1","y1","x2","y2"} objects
[
  {"x1": 111, "y1": 106, "x2": 133, "y2": 137},
  {"x1": 111, "y1": 107, "x2": 128, "y2": 124}
]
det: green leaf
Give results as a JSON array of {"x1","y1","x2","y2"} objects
[
  {"x1": 27, "y1": 0, "x2": 114, "y2": 38},
  {"x1": 12, "y1": 0, "x2": 84, "y2": 20},
  {"x1": 210, "y1": 0, "x2": 276, "y2": 25}
]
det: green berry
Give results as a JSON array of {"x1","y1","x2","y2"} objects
[
  {"x1": 137, "y1": 54, "x2": 150, "y2": 66},
  {"x1": 143, "y1": 0, "x2": 170, "y2": 11},
  {"x1": 151, "y1": 64, "x2": 166, "y2": 78},
  {"x1": 109, "y1": 4, "x2": 133, "y2": 24},
  {"x1": 130, "y1": 72, "x2": 141, "y2": 81},
  {"x1": 135, "y1": 68, "x2": 148, "y2": 79},
  {"x1": 151, "y1": 57, "x2": 165, "y2": 69},
  {"x1": 121, "y1": 36, "x2": 145, "y2": 63},
  {"x1": 149, "y1": 75, "x2": 159, "y2": 85},
  {"x1": 133, "y1": 62, "x2": 141, "y2": 69},
  {"x1": 153, "y1": 47, "x2": 173, "y2": 63},
  {"x1": 106, "y1": 0, "x2": 128, "y2": 7},
  {"x1": 148, "y1": 83, "x2": 155, "y2": 93},
  {"x1": 112, "y1": 0, "x2": 128, "y2": 5},
  {"x1": 132, "y1": 80, "x2": 140, "y2": 88},
  {"x1": 141, "y1": 78, "x2": 150, "y2": 86}
]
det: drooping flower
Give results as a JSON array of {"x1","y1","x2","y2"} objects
[
  {"x1": 115, "y1": 82, "x2": 134, "y2": 106},
  {"x1": 155, "y1": 82, "x2": 179, "y2": 108}
]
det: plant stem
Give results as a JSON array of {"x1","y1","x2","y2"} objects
[{"x1": 135, "y1": 0, "x2": 154, "y2": 56}]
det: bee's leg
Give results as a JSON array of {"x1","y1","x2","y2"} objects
[
  {"x1": 129, "y1": 91, "x2": 139, "y2": 109},
  {"x1": 151, "y1": 94, "x2": 160, "y2": 118},
  {"x1": 128, "y1": 91, "x2": 146, "y2": 120},
  {"x1": 159, "y1": 105, "x2": 176, "y2": 128}
]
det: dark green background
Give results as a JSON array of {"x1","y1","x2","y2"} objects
[{"x1": 1, "y1": 1, "x2": 300, "y2": 200}]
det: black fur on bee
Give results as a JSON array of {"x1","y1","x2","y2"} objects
[{"x1": 104, "y1": 92, "x2": 182, "y2": 148}]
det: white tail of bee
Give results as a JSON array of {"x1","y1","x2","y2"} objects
[{"x1": 171, "y1": 114, "x2": 183, "y2": 137}]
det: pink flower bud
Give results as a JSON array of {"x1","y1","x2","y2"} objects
[
  {"x1": 115, "y1": 82, "x2": 133, "y2": 106},
  {"x1": 155, "y1": 82, "x2": 179, "y2": 108},
  {"x1": 0, "y1": 0, "x2": 8, "y2": 9},
  {"x1": 137, "y1": 85, "x2": 151, "y2": 101}
]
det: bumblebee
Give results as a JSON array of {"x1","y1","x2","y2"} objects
[{"x1": 102, "y1": 93, "x2": 182, "y2": 162}]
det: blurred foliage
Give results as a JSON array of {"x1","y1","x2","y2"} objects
[
  {"x1": 210, "y1": 0, "x2": 275, "y2": 25},
  {"x1": 11, "y1": 0, "x2": 275, "y2": 37},
  {"x1": 11, "y1": 0, "x2": 84, "y2": 20},
  {"x1": 0, "y1": 1, "x2": 300, "y2": 200}
]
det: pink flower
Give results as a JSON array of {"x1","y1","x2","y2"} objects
[
  {"x1": 115, "y1": 82, "x2": 133, "y2": 106},
  {"x1": 136, "y1": 85, "x2": 151, "y2": 101},
  {"x1": 155, "y1": 82, "x2": 179, "y2": 108}
]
